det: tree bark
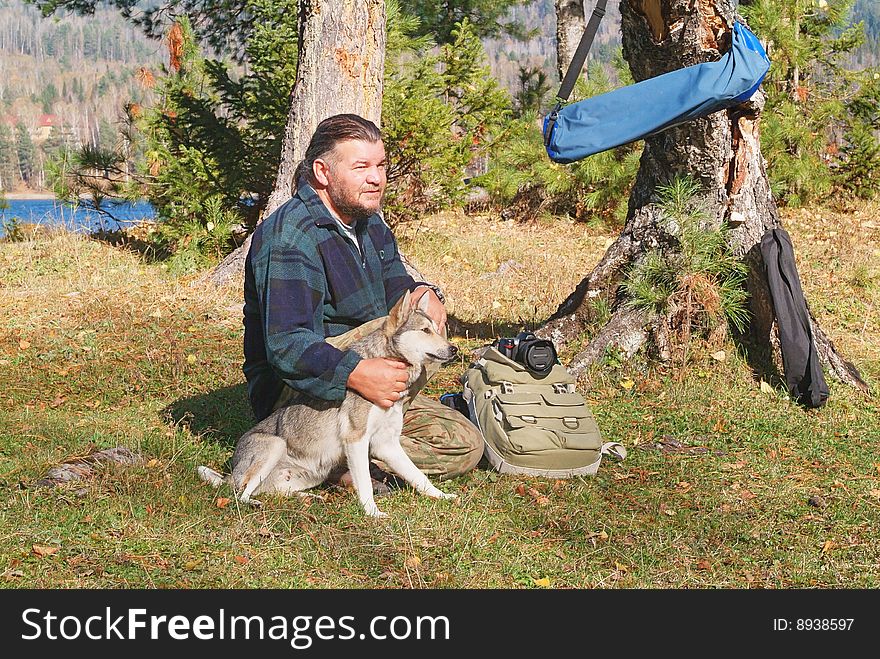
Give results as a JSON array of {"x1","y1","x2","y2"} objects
[
  {"x1": 539, "y1": 0, "x2": 866, "y2": 392},
  {"x1": 205, "y1": 0, "x2": 387, "y2": 287},
  {"x1": 555, "y1": 0, "x2": 586, "y2": 83}
]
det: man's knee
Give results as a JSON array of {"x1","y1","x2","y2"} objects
[
  {"x1": 434, "y1": 417, "x2": 484, "y2": 479},
  {"x1": 399, "y1": 405, "x2": 484, "y2": 479}
]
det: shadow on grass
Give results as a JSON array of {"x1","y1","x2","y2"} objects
[
  {"x1": 734, "y1": 244, "x2": 789, "y2": 393},
  {"x1": 162, "y1": 383, "x2": 253, "y2": 449},
  {"x1": 447, "y1": 314, "x2": 526, "y2": 343},
  {"x1": 90, "y1": 229, "x2": 170, "y2": 263}
]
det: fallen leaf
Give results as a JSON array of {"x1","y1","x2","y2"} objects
[
  {"x1": 614, "y1": 562, "x2": 628, "y2": 573},
  {"x1": 186, "y1": 354, "x2": 197, "y2": 365},
  {"x1": 821, "y1": 540, "x2": 838, "y2": 555},
  {"x1": 598, "y1": 530, "x2": 609, "y2": 541},
  {"x1": 32, "y1": 545, "x2": 59, "y2": 557},
  {"x1": 491, "y1": 300, "x2": 502, "y2": 310},
  {"x1": 760, "y1": 380, "x2": 774, "y2": 394},
  {"x1": 696, "y1": 559, "x2": 712, "y2": 571},
  {"x1": 619, "y1": 379, "x2": 635, "y2": 391},
  {"x1": 711, "y1": 350, "x2": 726, "y2": 362},
  {"x1": 19, "y1": 340, "x2": 31, "y2": 350},
  {"x1": 536, "y1": 496, "x2": 550, "y2": 506},
  {"x1": 215, "y1": 497, "x2": 231, "y2": 509},
  {"x1": 868, "y1": 490, "x2": 880, "y2": 499},
  {"x1": 515, "y1": 484, "x2": 526, "y2": 497},
  {"x1": 146, "y1": 459, "x2": 160, "y2": 468},
  {"x1": 487, "y1": 532, "x2": 500, "y2": 544},
  {"x1": 233, "y1": 555, "x2": 249, "y2": 565},
  {"x1": 441, "y1": 255, "x2": 454, "y2": 264},
  {"x1": 404, "y1": 556, "x2": 422, "y2": 569},
  {"x1": 533, "y1": 577, "x2": 551, "y2": 588}
]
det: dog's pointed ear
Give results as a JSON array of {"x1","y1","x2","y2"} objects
[
  {"x1": 417, "y1": 290, "x2": 432, "y2": 314},
  {"x1": 385, "y1": 290, "x2": 412, "y2": 336}
]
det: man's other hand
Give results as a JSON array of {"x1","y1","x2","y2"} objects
[
  {"x1": 347, "y1": 357, "x2": 409, "y2": 408},
  {"x1": 412, "y1": 286, "x2": 446, "y2": 334}
]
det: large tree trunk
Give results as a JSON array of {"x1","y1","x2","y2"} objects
[
  {"x1": 205, "y1": 0, "x2": 387, "y2": 287},
  {"x1": 555, "y1": 0, "x2": 586, "y2": 83},
  {"x1": 539, "y1": 0, "x2": 866, "y2": 392}
]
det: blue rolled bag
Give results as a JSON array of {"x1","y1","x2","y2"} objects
[{"x1": 544, "y1": 20, "x2": 771, "y2": 164}]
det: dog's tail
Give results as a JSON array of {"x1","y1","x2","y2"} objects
[{"x1": 197, "y1": 465, "x2": 228, "y2": 488}]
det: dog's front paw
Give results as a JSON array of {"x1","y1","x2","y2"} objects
[
  {"x1": 365, "y1": 508, "x2": 389, "y2": 519},
  {"x1": 423, "y1": 485, "x2": 457, "y2": 500}
]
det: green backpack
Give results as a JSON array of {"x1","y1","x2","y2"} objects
[{"x1": 461, "y1": 347, "x2": 625, "y2": 478}]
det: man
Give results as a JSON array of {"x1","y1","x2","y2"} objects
[{"x1": 243, "y1": 113, "x2": 483, "y2": 486}]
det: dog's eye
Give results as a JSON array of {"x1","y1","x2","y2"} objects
[{"x1": 422, "y1": 328, "x2": 432, "y2": 334}]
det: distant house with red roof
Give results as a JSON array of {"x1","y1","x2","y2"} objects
[{"x1": 35, "y1": 114, "x2": 58, "y2": 142}]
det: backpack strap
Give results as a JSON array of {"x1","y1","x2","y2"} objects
[
  {"x1": 601, "y1": 442, "x2": 627, "y2": 460},
  {"x1": 544, "y1": 0, "x2": 609, "y2": 146}
]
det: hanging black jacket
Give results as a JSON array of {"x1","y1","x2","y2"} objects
[{"x1": 760, "y1": 228, "x2": 829, "y2": 408}]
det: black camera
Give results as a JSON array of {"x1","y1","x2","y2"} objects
[{"x1": 493, "y1": 331, "x2": 558, "y2": 375}]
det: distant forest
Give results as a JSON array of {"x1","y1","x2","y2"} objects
[
  {"x1": 0, "y1": 0, "x2": 159, "y2": 191},
  {"x1": 0, "y1": 0, "x2": 878, "y2": 192}
]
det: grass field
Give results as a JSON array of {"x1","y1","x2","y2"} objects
[{"x1": 1, "y1": 201, "x2": 878, "y2": 588}]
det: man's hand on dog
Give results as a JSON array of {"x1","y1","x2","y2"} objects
[{"x1": 348, "y1": 358, "x2": 409, "y2": 408}]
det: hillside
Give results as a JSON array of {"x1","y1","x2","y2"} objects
[{"x1": 0, "y1": 0, "x2": 160, "y2": 192}]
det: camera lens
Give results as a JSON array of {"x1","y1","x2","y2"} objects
[{"x1": 521, "y1": 342, "x2": 555, "y2": 375}]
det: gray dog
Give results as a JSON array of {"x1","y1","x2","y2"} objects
[{"x1": 198, "y1": 291, "x2": 458, "y2": 517}]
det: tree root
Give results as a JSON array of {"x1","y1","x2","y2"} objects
[{"x1": 566, "y1": 306, "x2": 652, "y2": 377}]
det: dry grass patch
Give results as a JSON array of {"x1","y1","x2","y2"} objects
[
  {"x1": 783, "y1": 200, "x2": 880, "y2": 375},
  {"x1": 397, "y1": 210, "x2": 612, "y2": 338}
]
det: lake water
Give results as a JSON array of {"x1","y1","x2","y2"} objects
[{"x1": 0, "y1": 198, "x2": 156, "y2": 238}]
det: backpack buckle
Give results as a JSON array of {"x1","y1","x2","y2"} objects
[
  {"x1": 500, "y1": 381, "x2": 515, "y2": 395},
  {"x1": 552, "y1": 383, "x2": 567, "y2": 394},
  {"x1": 562, "y1": 417, "x2": 580, "y2": 429},
  {"x1": 521, "y1": 415, "x2": 537, "y2": 424}
]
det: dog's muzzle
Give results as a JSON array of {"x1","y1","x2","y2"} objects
[{"x1": 429, "y1": 344, "x2": 458, "y2": 362}]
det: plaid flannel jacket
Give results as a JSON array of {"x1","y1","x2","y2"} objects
[{"x1": 243, "y1": 182, "x2": 429, "y2": 421}]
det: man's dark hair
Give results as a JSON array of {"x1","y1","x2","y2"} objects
[{"x1": 297, "y1": 114, "x2": 382, "y2": 185}]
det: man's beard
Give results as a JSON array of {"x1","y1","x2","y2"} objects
[{"x1": 327, "y1": 185, "x2": 383, "y2": 223}]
